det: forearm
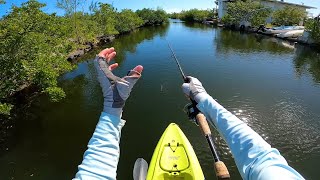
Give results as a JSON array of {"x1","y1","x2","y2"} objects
[
  {"x1": 196, "y1": 94, "x2": 304, "y2": 180},
  {"x1": 74, "y1": 112, "x2": 125, "y2": 180}
]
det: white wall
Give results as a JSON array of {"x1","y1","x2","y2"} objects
[{"x1": 218, "y1": 0, "x2": 228, "y2": 19}]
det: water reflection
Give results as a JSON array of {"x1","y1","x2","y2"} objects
[
  {"x1": 76, "y1": 24, "x2": 170, "y2": 65},
  {"x1": 294, "y1": 45, "x2": 320, "y2": 83},
  {"x1": 184, "y1": 22, "x2": 214, "y2": 30},
  {"x1": 111, "y1": 24, "x2": 169, "y2": 64},
  {"x1": 215, "y1": 29, "x2": 294, "y2": 53}
]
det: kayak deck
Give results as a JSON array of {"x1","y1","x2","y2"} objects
[{"x1": 147, "y1": 123, "x2": 204, "y2": 180}]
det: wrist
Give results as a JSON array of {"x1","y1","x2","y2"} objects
[
  {"x1": 103, "y1": 104, "x2": 123, "y2": 118},
  {"x1": 194, "y1": 92, "x2": 210, "y2": 104}
]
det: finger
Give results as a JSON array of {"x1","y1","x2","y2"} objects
[
  {"x1": 109, "y1": 63, "x2": 118, "y2": 71},
  {"x1": 133, "y1": 65, "x2": 143, "y2": 74},
  {"x1": 107, "y1": 52, "x2": 117, "y2": 62},
  {"x1": 127, "y1": 65, "x2": 143, "y2": 78},
  {"x1": 98, "y1": 47, "x2": 115, "y2": 58}
]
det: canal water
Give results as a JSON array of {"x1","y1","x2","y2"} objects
[{"x1": 1, "y1": 20, "x2": 320, "y2": 179}]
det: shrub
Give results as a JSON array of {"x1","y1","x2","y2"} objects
[
  {"x1": 222, "y1": 0, "x2": 271, "y2": 27},
  {"x1": 116, "y1": 9, "x2": 144, "y2": 33},
  {"x1": 0, "y1": 103, "x2": 13, "y2": 115},
  {"x1": 136, "y1": 8, "x2": 168, "y2": 25},
  {"x1": 272, "y1": 6, "x2": 306, "y2": 26},
  {"x1": 305, "y1": 18, "x2": 320, "y2": 43}
]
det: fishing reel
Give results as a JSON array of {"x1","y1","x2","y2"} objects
[{"x1": 183, "y1": 103, "x2": 199, "y2": 125}]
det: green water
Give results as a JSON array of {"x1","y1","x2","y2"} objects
[{"x1": 1, "y1": 20, "x2": 320, "y2": 179}]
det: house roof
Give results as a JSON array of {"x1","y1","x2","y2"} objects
[
  {"x1": 222, "y1": 0, "x2": 316, "y2": 9},
  {"x1": 263, "y1": 0, "x2": 316, "y2": 9}
]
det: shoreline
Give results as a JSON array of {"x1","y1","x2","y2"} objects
[
  {"x1": 206, "y1": 21, "x2": 320, "y2": 50},
  {"x1": 4, "y1": 23, "x2": 167, "y2": 102}
]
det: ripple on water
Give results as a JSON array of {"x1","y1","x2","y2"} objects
[
  {"x1": 226, "y1": 95, "x2": 264, "y2": 131},
  {"x1": 270, "y1": 92, "x2": 320, "y2": 163},
  {"x1": 209, "y1": 95, "x2": 266, "y2": 163}
]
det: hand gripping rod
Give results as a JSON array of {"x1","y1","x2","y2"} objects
[{"x1": 167, "y1": 41, "x2": 230, "y2": 179}]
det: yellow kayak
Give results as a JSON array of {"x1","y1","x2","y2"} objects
[{"x1": 146, "y1": 123, "x2": 204, "y2": 180}]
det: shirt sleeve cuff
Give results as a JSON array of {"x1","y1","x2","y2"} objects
[{"x1": 100, "y1": 112, "x2": 126, "y2": 130}]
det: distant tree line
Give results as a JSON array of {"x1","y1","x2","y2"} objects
[
  {"x1": 169, "y1": 9, "x2": 215, "y2": 22},
  {"x1": 0, "y1": 0, "x2": 168, "y2": 115}
]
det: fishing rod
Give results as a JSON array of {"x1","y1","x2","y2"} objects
[
  {"x1": 167, "y1": 41, "x2": 230, "y2": 179},
  {"x1": 167, "y1": 42, "x2": 186, "y2": 81}
]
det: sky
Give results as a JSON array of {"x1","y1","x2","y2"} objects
[{"x1": 0, "y1": 0, "x2": 319, "y2": 17}]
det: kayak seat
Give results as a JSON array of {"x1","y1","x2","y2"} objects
[{"x1": 160, "y1": 142, "x2": 190, "y2": 172}]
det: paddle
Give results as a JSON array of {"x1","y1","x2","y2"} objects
[
  {"x1": 167, "y1": 41, "x2": 230, "y2": 179},
  {"x1": 133, "y1": 158, "x2": 148, "y2": 180}
]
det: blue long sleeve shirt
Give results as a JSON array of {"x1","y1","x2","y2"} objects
[
  {"x1": 74, "y1": 95, "x2": 304, "y2": 180},
  {"x1": 196, "y1": 94, "x2": 304, "y2": 180},
  {"x1": 74, "y1": 112, "x2": 125, "y2": 180}
]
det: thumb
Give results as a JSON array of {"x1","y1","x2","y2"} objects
[
  {"x1": 127, "y1": 65, "x2": 143, "y2": 78},
  {"x1": 182, "y1": 83, "x2": 191, "y2": 96},
  {"x1": 117, "y1": 66, "x2": 143, "y2": 101}
]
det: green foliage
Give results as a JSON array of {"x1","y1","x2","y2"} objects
[
  {"x1": 305, "y1": 18, "x2": 320, "y2": 43},
  {"x1": 56, "y1": 0, "x2": 87, "y2": 16},
  {"x1": 272, "y1": 6, "x2": 306, "y2": 26},
  {"x1": 179, "y1": 9, "x2": 213, "y2": 22},
  {"x1": 0, "y1": 103, "x2": 13, "y2": 115},
  {"x1": 0, "y1": 0, "x2": 73, "y2": 114},
  {"x1": 92, "y1": 3, "x2": 118, "y2": 35},
  {"x1": 251, "y1": 8, "x2": 272, "y2": 27},
  {"x1": 223, "y1": 0, "x2": 271, "y2": 27},
  {"x1": 221, "y1": 14, "x2": 233, "y2": 25},
  {"x1": 169, "y1": 12, "x2": 182, "y2": 19},
  {"x1": 57, "y1": 0, "x2": 78, "y2": 16},
  {"x1": 57, "y1": 0, "x2": 92, "y2": 45},
  {"x1": 0, "y1": 0, "x2": 5, "y2": 4},
  {"x1": 169, "y1": 9, "x2": 215, "y2": 22},
  {"x1": 44, "y1": 87, "x2": 66, "y2": 102},
  {"x1": 0, "y1": 0, "x2": 73, "y2": 97},
  {"x1": 136, "y1": 8, "x2": 168, "y2": 25},
  {"x1": 115, "y1": 9, "x2": 144, "y2": 33}
]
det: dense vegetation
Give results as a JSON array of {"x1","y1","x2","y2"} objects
[
  {"x1": 305, "y1": 18, "x2": 320, "y2": 44},
  {"x1": 136, "y1": 8, "x2": 168, "y2": 25},
  {"x1": 221, "y1": 0, "x2": 271, "y2": 27},
  {"x1": 0, "y1": 0, "x2": 168, "y2": 115},
  {"x1": 221, "y1": 0, "x2": 306, "y2": 27},
  {"x1": 169, "y1": 9, "x2": 214, "y2": 22},
  {"x1": 272, "y1": 6, "x2": 307, "y2": 26}
]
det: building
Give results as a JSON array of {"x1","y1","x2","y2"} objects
[{"x1": 218, "y1": 0, "x2": 316, "y2": 24}]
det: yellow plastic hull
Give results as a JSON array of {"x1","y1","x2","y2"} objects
[{"x1": 146, "y1": 123, "x2": 204, "y2": 180}]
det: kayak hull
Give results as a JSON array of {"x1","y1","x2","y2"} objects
[{"x1": 146, "y1": 123, "x2": 204, "y2": 180}]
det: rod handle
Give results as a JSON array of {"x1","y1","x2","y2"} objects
[
  {"x1": 215, "y1": 161, "x2": 231, "y2": 179},
  {"x1": 196, "y1": 113, "x2": 211, "y2": 136},
  {"x1": 196, "y1": 113, "x2": 230, "y2": 179}
]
